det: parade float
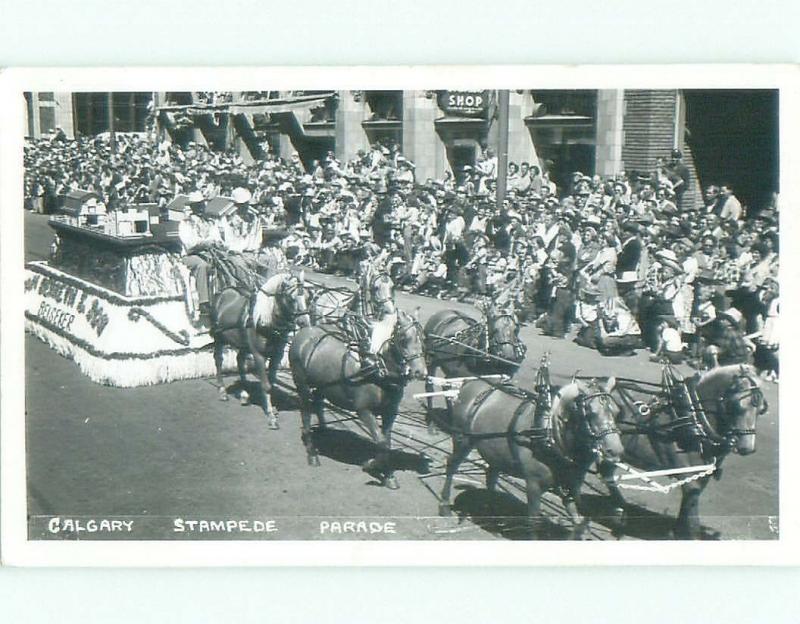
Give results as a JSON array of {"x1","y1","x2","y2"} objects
[{"x1": 25, "y1": 192, "x2": 235, "y2": 387}]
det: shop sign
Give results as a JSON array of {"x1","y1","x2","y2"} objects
[{"x1": 438, "y1": 91, "x2": 490, "y2": 118}]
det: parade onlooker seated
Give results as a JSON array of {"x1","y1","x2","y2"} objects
[
  {"x1": 650, "y1": 317, "x2": 685, "y2": 364},
  {"x1": 752, "y1": 276, "x2": 779, "y2": 382},
  {"x1": 26, "y1": 136, "x2": 780, "y2": 368}
]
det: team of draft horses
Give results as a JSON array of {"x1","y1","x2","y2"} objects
[{"x1": 203, "y1": 260, "x2": 768, "y2": 541}]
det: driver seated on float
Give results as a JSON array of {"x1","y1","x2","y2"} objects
[
  {"x1": 221, "y1": 187, "x2": 286, "y2": 279},
  {"x1": 222, "y1": 187, "x2": 264, "y2": 257},
  {"x1": 353, "y1": 243, "x2": 398, "y2": 378},
  {"x1": 179, "y1": 190, "x2": 224, "y2": 328}
]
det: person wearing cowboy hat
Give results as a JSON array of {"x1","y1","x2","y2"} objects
[
  {"x1": 221, "y1": 187, "x2": 264, "y2": 254},
  {"x1": 655, "y1": 247, "x2": 697, "y2": 338},
  {"x1": 350, "y1": 241, "x2": 398, "y2": 378},
  {"x1": 179, "y1": 190, "x2": 223, "y2": 328}
]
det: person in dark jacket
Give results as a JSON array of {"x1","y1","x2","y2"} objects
[{"x1": 616, "y1": 220, "x2": 643, "y2": 315}]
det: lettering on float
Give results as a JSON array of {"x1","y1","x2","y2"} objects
[{"x1": 26, "y1": 274, "x2": 110, "y2": 336}]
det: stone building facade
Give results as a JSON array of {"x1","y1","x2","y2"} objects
[{"x1": 32, "y1": 89, "x2": 780, "y2": 210}]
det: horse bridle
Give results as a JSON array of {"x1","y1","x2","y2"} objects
[
  {"x1": 487, "y1": 313, "x2": 527, "y2": 362},
  {"x1": 384, "y1": 316, "x2": 425, "y2": 379},
  {"x1": 268, "y1": 278, "x2": 309, "y2": 333},
  {"x1": 572, "y1": 391, "x2": 621, "y2": 453},
  {"x1": 716, "y1": 373, "x2": 766, "y2": 438}
]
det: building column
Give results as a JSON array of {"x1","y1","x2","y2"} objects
[
  {"x1": 275, "y1": 91, "x2": 298, "y2": 160},
  {"x1": 402, "y1": 91, "x2": 447, "y2": 182},
  {"x1": 507, "y1": 91, "x2": 538, "y2": 168},
  {"x1": 594, "y1": 89, "x2": 625, "y2": 177},
  {"x1": 335, "y1": 91, "x2": 370, "y2": 162},
  {"x1": 52, "y1": 93, "x2": 74, "y2": 137}
]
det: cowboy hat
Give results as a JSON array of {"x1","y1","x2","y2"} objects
[{"x1": 232, "y1": 187, "x2": 252, "y2": 204}]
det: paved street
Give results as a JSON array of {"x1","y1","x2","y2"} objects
[{"x1": 24, "y1": 212, "x2": 779, "y2": 540}]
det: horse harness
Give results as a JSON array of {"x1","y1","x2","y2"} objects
[
  {"x1": 613, "y1": 364, "x2": 765, "y2": 461},
  {"x1": 428, "y1": 311, "x2": 525, "y2": 364},
  {"x1": 299, "y1": 316, "x2": 422, "y2": 390},
  {"x1": 452, "y1": 367, "x2": 616, "y2": 470}
]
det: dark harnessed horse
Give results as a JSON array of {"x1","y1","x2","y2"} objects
[
  {"x1": 212, "y1": 272, "x2": 311, "y2": 429},
  {"x1": 308, "y1": 269, "x2": 394, "y2": 325},
  {"x1": 602, "y1": 363, "x2": 766, "y2": 539},
  {"x1": 289, "y1": 309, "x2": 427, "y2": 489},
  {"x1": 438, "y1": 365, "x2": 623, "y2": 539},
  {"x1": 423, "y1": 302, "x2": 527, "y2": 431}
]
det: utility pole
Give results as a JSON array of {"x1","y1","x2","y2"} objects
[
  {"x1": 495, "y1": 89, "x2": 509, "y2": 213},
  {"x1": 107, "y1": 92, "x2": 116, "y2": 152}
]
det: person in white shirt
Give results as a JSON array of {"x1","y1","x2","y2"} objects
[
  {"x1": 222, "y1": 188, "x2": 264, "y2": 254},
  {"x1": 718, "y1": 184, "x2": 743, "y2": 222},
  {"x1": 179, "y1": 191, "x2": 223, "y2": 326},
  {"x1": 651, "y1": 318, "x2": 685, "y2": 364},
  {"x1": 478, "y1": 148, "x2": 498, "y2": 179}
]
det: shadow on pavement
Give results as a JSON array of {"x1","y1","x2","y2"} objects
[
  {"x1": 451, "y1": 485, "x2": 571, "y2": 540},
  {"x1": 311, "y1": 427, "x2": 431, "y2": 475},
  {"x1": 579, "y1": 493, "x2": 720, "y2": 540},
  {"x1": 222, "y1": 381, "x2": 302, "y2": 411}
]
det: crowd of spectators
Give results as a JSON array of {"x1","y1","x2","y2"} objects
[{"x1": 24, "y1": 131, "x2": 780, "y2": 381}]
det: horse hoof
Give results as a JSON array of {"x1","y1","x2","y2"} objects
[
  {"x1": 218, "y1": 391, "x2": 229, "y2": 402},
  {"x1": 268, "y1": 420, "x2": 280, "y2": 430},
  {"x1": 362, "y1": 460, "x2": 383, "y2": 481},
  {"x1": 239, "y1": 393, "x2": 249, "y2": 406},
  {"x1": 384, "y1": 475, "x2": 399, "y2": 490},
  {"x1": 438, "y1": 503, "x2": 452, "y2": 517},
  {"x1": 307, "y1": 455, "x2": 320, "y2": 467}
]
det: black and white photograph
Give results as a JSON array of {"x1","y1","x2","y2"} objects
[{"x1": 1, "y1": 68, "x2": 791, "y2": 564}]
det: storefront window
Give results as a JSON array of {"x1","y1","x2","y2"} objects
[
  {"x1": 527, "y1": 90, "x2": 598, "y2": 193},
  {"x1": 366, "y1": 91, "x2": 402, "y2": 121},
  {"x1": 530, "y1": 90, "x2": 597, "y2": 118}
]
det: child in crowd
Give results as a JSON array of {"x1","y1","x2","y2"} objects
[{"x1": 650, "y1": 318, "x2": 685, "y2": 364}]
